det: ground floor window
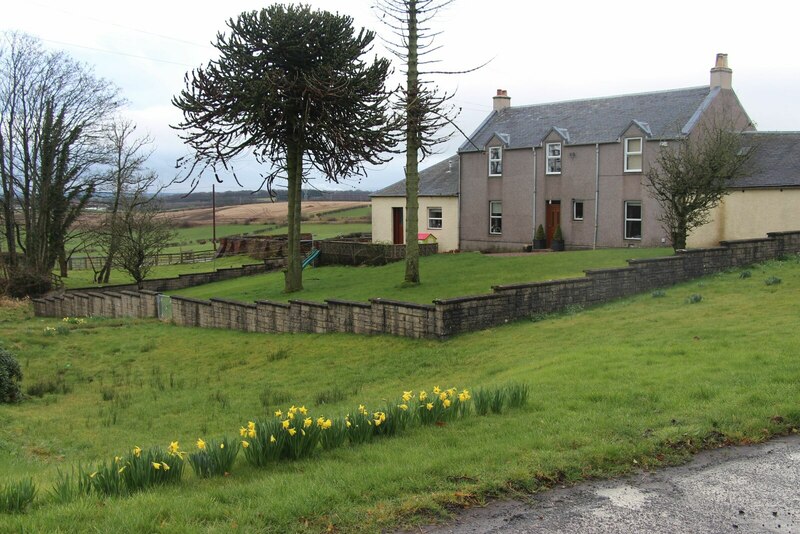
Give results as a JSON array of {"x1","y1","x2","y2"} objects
[
  {"x1": 624, "y1": 201, "x2": 642, "y2": 239},
  {"x1": 427, "y1": 207, "x2": 443, "y2": 229},
  {"x1": 573, "y1": 200, "x2": 584, "y2": 221},
  {"x1": 489, "y1": 201, "x2": 502, "y2": 234}
]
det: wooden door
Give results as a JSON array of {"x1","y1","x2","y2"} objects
[
  {"x1": 392, "y1": 207, "x2": 404, "y2": 244},
  {"x1": 545, "y1": 201, "x2": 561, "y2": 247}
]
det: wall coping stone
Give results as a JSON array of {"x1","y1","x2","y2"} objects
[
  {"x1": 494, "y1": 277, "x2": 589, "y2": 290},
  {"x1": 209, "y1": 297, "x2": 257, "y2": 309},
  {"x1": 171, "y1": 295, "x2": 213, "y2": 306},
  {"x1": 369, "y1": 298, "x2": 435, "y2": 311},
  {"x1": 288, "y1": 299, "x2": 329, "y2": 309},
  {"x1": 255, "y1": 300, "x2": 291, "y2": 309},
  {"x1": 326, "y1": 299, "x2": 371, "y2": 308}
]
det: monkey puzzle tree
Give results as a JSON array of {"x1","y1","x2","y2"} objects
[{"x1": 173, "y1": 4, "x2": 396, "y2": 293}]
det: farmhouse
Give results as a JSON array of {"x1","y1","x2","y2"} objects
[{"x1": 373, "y1": 54, "x2": 799, "y2": 252}]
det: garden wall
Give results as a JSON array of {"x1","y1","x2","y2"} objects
[
  {"x1": 317, "y1": 240, "x2": 438, "y2": 266},
  {"x1": 32, "y1": 231, "x2": 800, "y2": 340}
]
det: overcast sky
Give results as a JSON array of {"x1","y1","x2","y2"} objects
[{"x1": 3, "y1": 0, "x2": 799, "y2": 193}]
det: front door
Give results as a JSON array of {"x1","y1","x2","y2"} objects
[
  {"x1": 545, "y1": 201, "x2": 561, "y2": 247},
  {"x1": 392, "y1": 207, "x2": 404, "y2": 245}
]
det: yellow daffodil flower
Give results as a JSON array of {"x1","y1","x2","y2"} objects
[
  {"x1": 419, "y1": 391, "x2": 428, "y2": 401},
  {"x1": 242, "y1": 441, "x2": 250, "y2": 448},
  {"x1": 289, "y1": 405, "x2": 297, "y2": 414},
  {"x1": 247, "y1": 421, "x2": 256, "y2": 431},
  {"x1": 288, "y1": 428, "x2": 297, "y2": 437},
  {"x1": 152, "y1": 462, "x2": 161, "y2": 470},
  {"x1": 196, "y1": 438, "x2": 206, "y2": 450},
  {"x1": 168, "y1": 441, "x2": 180, "y2": 455},
  {"x1": 426, "y1": 402, "x2": 434, "y2": 411},
  {"x1": 323, "y1": 419, "x2": 332, "y2": 430},
  {"x1": 118, "y1": 465, "x2": 127, "y2": 474},
  {"x1": 239, "y1": 427, "x2": 247, "y2": 437},
  {"x1": 304, "y1": 417, "x2": 312, "y2": 428},
  {"x1": 317, "y1": 417, "x2": 326, "y2": 427},
  {"x1": 439, "y1": 392, "x2": 447, "y2": 401},
  {"x1": 346, "y1": 419, "x2": 352, "y2": 428},
  {"x1": 299, "y1": 405, "x2": 308, "y2": 415},
  {"x1": 282, "y1": 419, "x2": 290, "y2": 429},
  {"x1": 270, "y1": 435, "x2": 276, "y2": 443},
  {"x1": 248, "y1": 428, "x2": 256, "y2": 439},
  {"x1": 89, "y1": 471, "x2": 97, "y2": 478},
  {"x1": 220, "y1": 443, "x2": 225, "y2": 449},
  {"x1": 114, "y1": 456, "x2": 122, "y2": 463},
  {"x1": 161, "y1": 462, "x2": 170, "y2": 471},
  {"x1": 402, "y1": 390, "x2": 413, "y2": 402},
  {"x1": 374, "y1": 417, "x2": 382, "y2": 426},
  {"x1": 275, "y1": 410, "x2": 282, "y2": 418},
  {"x1": 443, "y1": 399, "x2": 451, "y2": 408},
  {"x1": 399, "y1": 404, "x2": 408, "y2": 411},
  {"x1": 433, "y1": 386, "x2": 441, "y2": 395},
  {"x1": 133, "y1": 446, "x2": 142, "y2": 458}
]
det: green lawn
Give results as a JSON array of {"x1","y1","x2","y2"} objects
[
  {"x1": 173, "y1": 248, "x2": 672, "y2": 304},
  {"x1": 1, "y1": 257, "x2": 798, "y2": 531},
  {"x1": 59, "y1": 256, "x2": 254, "y2": 290}
]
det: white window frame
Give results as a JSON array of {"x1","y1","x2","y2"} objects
[
  {"x1": 488, "y1": 147, "x2": 503, "y2": 176},
  {"x1": 427, "y1": 207, "x2": 443, "y2": 229},
  {"x1": 624, "y1": 137, "x2": 643, "y2": 172},
  {"x1": 624, "y1": 201, "x2": 642, "y2": 240},
  {"x1": 489, "y1": 201, "x2": 502, "y2": 235},
  {"x1": 546, "y1": 143, "x2": 562, "y2": 175},
  {"x1": 572, "y1": 200, "x2": 584, "y2": 221}
]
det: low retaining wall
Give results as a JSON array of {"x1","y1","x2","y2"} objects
[
  {"x1": 32, "y1": 231, "x2": 800, "y2": 339},
  {"x1": 317, "y1": 240, "x2": 438, "y2": 266}
]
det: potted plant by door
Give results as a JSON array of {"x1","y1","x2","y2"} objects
[
  {"x1": 551, "y1": 225, "x2": 565, "y2": 251},
  {"x1": 533, "y1": 224, "x2": 547, "y2": 250}
]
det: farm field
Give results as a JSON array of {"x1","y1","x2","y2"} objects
[
  {"x1": 1, "y1": 257, "x2": 798, "y2": 531},
  {"x1": 173, "y1": 247, "x2": 672, "y2": 304},
  {"x1": 159, "y1": 200, "x2": 368, "y2": 226}
]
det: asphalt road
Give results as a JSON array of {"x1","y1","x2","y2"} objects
[{"x1": 411, "y1": 434, "x2": 799, "y2": 533}]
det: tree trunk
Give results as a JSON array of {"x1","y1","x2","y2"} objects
[
  {"x1": 673, "y1": 219, "x2": 688, "y2": 250},
  {"x1": 284, "y1": 140, "x2": 303, "y2": 293},
  {"x1": 403, "y1": 0, "x2": 421, "y2": 285},
  {"x1": 58, "y1": 247, "x2": 68, "y2": 277}
]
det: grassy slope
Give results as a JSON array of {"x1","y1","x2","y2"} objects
[
  {"x1": 173, "y1": 248, "x2": 671, "y2": 304},
  {"x1": 59, "y1": 256, "x2": 254, "y2": 290},
  {"x1": 1, "y1": 258, "x2": 799, "y2": 532}
]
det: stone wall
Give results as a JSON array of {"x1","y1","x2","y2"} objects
[
  {"x1": 317, "y1": 240, "x2": 438, "y2": 266},
  {"x1": 32, "y1": 231, "x2": 800, "y2": 339}
]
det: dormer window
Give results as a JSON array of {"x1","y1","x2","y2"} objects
[
  {"x1": 624, "y1": 138, "x2": 643, "y2": 172},
  {"x1": 546, "y1": 143, "x2": 561, "y2": 174},
  {"x1": 489, "y1": 147, "x2": 503, "y2": 176}
]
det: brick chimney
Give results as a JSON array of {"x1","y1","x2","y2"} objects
[
  {"x1": 710, "y1": 53, "x2": 732, "y2": 90},
  {"x1": 493, "y1": 89, "x2": 511, "y2": 111}
]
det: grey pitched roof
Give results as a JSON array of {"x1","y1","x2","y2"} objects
[
  {"x1": 730, "y1": 132, "x2": 800, "y2": 188},
  {"x1": 370, "y1": 155, "x2": 459, "y2": 197},
  {"x1": 459, "y1": 86, "x2": 715, "y2": 152}
]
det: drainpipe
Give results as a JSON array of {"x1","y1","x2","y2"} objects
[
  {"x1": 593, "y1": 143, "x2": 600, "y2": 250},
  {"x1": 532, "y1": 147, "x2": 537, "y2": 242}
]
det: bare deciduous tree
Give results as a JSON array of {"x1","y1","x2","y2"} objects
[{"x1": 646, "y1": 125, "x2": 756, "y2": 250}]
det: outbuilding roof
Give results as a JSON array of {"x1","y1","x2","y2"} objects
[
  {"x1": 371, "y1": 155, "x2": 459, "y2": 197},
  {"x1": 459, "y1": 86, "x2": 717, "y2": 152},
  {"x1": 731, "y1": 132, "x2": 800, "y2": 189}
]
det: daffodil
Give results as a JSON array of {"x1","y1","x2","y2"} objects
[
  {"x1": 426, "y1": 402, "x2": 434, "y2": 411},
  {"x1": 289, "y1": 405, "x2": 297, "y2": 415},
  {"x1": 399, "y1": 404, "x2": 408, "y2": 411},
  {"x1": 346, "y1": 419, "x2": 352, "y2": 428},
  {"x1": 439, "y1": 392, "x2": 447, "y2": 401},
  {"x1": 402, "y1": 390, "x2": 413, "y2": 402},
  {"x1": 114, "y1": 456, "x2": 122, "y2": 463},
  {"x1": 89, "y1": 471, "x2": 97, "y2": 478},
  {"x1": 274, "y1": 409, "x2": 282, "y2": 418},
  {"x1": 317, "y1": 416, "x2": 326, "y2": 427},
  {"x1": 433, "y1": 385, "x2": 441, "y2": 395},
  {"x1": 270, "y1": 435, "x2": 276, "y2": 443},
  {"x1": 322, "y1": 419, "x2": 332, "y2": 429},
  {"x1": 196, "y1": 438, "x2": 206, "y2": 450},
  {"x1": 152, "y1": 462, "x2": 161, "y2": 470},
  {"x1": 282, "y1": 419, "x2": 290, "y2": 429},
  {"x1": 358, "y1": 404, "x2": 367, "y2": 415},
  {"x1": 161, "y1": 462, "x2": 170, "y2": 471},
  {"x1": 168, "y1": 441, "x2": 180, "y2": 455},
  {"x1": 288, "y1": 428, "x2": 297, "y2": 437},
  {"x1": 133, "y1": 446, "x2": 142, "y2": 458},
  {"x1": 299, "y1": 405, "x2": 308, "y2": 415},
  {"x1": 242, "y1": 441, "x2": 250, "y2": 448},
  {"x1": 248, "y1": 428, "x2": 256, "y2": 439},
  {"x1": 239, "y1": 426, "x2": 247, "y2": 437},
  {"x1": 220, "y1": 443, "x2": 225, "y2": 449},
  {"x1": 443, "y1": 399, "x2": 451, "y2": 408},
  {"x1": 118, "y1": 465, "x2": 127, "y2": 474},
  {"x1": 304, "y1": 417, "x2": 313, "y2": 428},
  {"x1": 419, "y1": 391, "x2": 428, "y2": 401}
]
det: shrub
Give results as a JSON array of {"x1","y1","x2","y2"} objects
[
  {"x1": 0, "y1": 348, "x2": 23, "y2": 403},
  {"x1": 685, "y1": 294, "x2": 703, "y2": 304},
  {"x1": 651, "y1": 290, "x2": 666, "y2": 298},
  {"x1": 0, "y1": 478, "x2": 37, "y2": 513},
  {"x1": 188, "y1": 437, "x2": 240, "y2": 478},
  {"x1": 739, "y1": 270, "x2": 752, "y2": 279},
  {"x1": 764, "y1": 276, "x2": 782, "y2": 286}
]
